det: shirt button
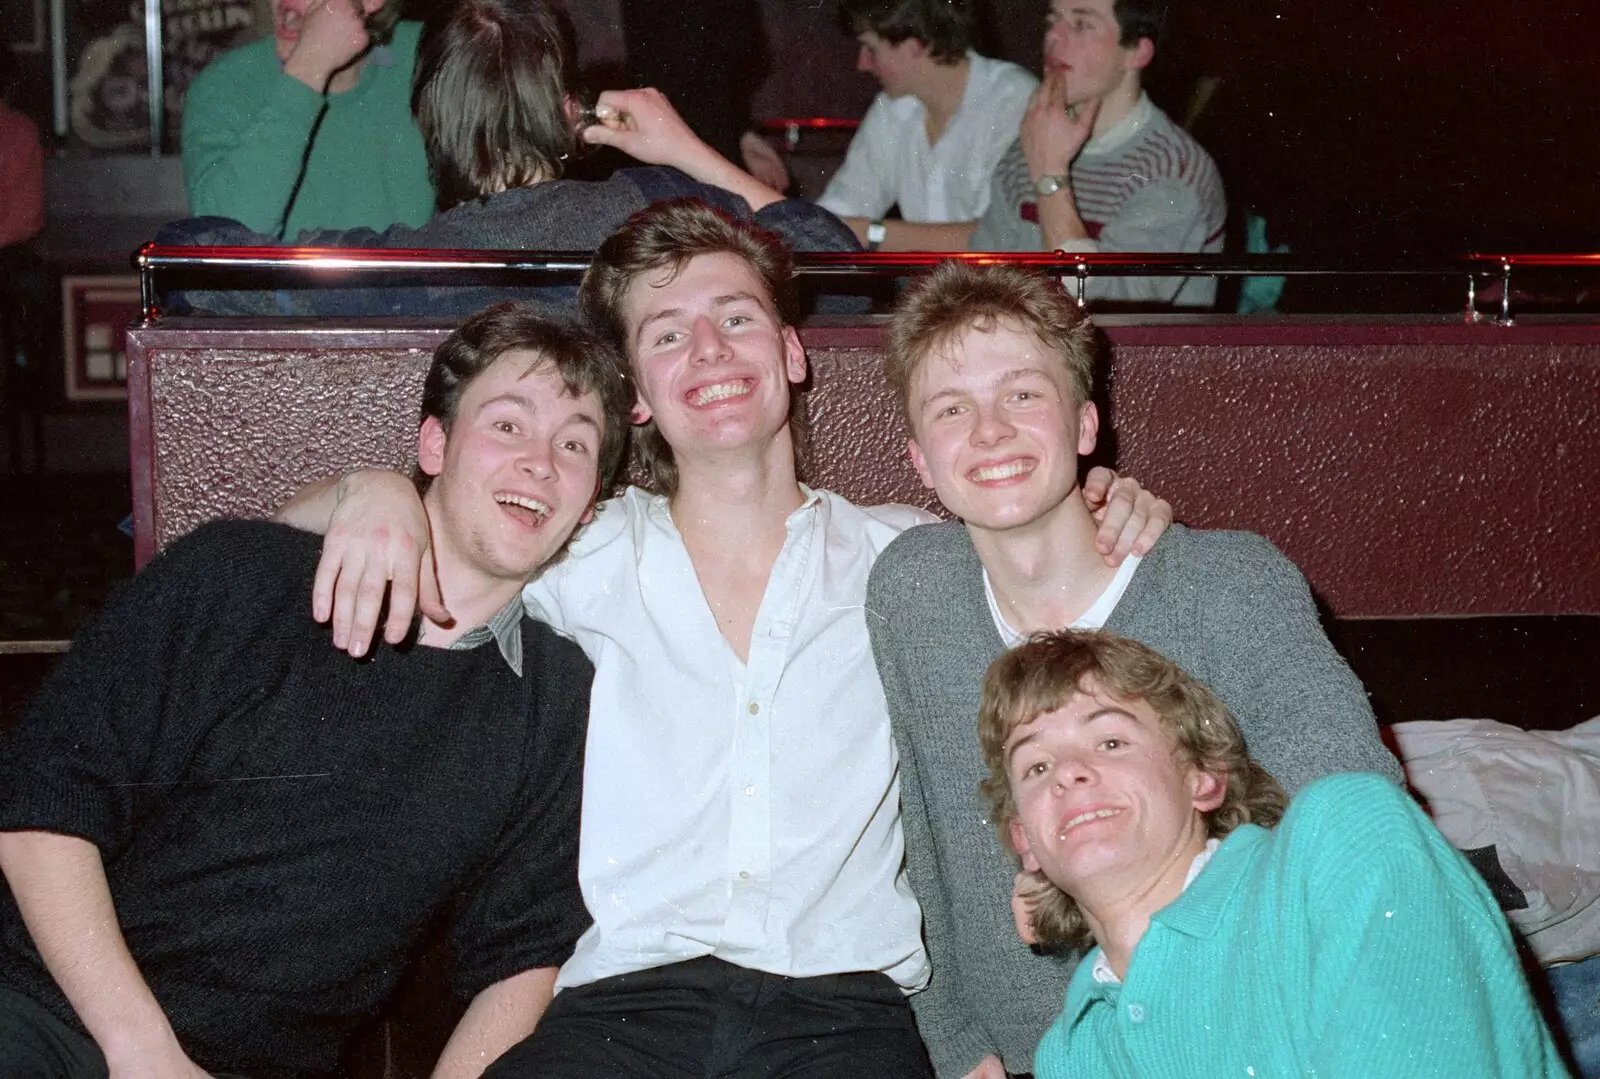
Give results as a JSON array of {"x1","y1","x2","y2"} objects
[
  {"x1": 748, "y1": 702, "x2": 760, "y2": 715},
  {"x1": 744, "y1": 785, "x2": 755, "y2": 796},
  {"x1": 1127, "y1": 1003, "x2": 1146, "y2": 1023}
]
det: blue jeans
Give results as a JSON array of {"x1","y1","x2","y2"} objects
[{"x1": 1548, "y1": 952, "x2": 1600, "y2": 1079}]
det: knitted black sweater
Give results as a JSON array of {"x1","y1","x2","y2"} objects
[{"x1": 0, "y1": 521, "x2": 592, "y2": 1077}]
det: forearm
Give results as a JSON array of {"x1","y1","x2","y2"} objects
[
  {"x1": 0, "y1": 832, "x2": 179, "y2": 1062},
  {"x1": 182, "y1": 75, "x2": 326, "y2": 234},
  {"x1": 1035, "y1": 190, "x2": 1091, "y2": 250},
  {"x1": 431, "y1": 966, "x2": 557, "y2": 1079},
  {"x1": 839, "y1": 216, "x2": 978, "y2": 252},
  {"x1": 272, "y1": 473, "x2": 345, "y2": 532}
]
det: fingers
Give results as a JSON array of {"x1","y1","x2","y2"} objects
[{"x1": 1090, "y1": 474, "x2": 1173, "y2": 565}]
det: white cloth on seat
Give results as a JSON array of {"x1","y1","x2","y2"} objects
[{"x1": 1393, "y1": 715, "x2": 1600, "y2": 964}]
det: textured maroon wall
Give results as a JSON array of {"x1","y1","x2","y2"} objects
[{"x1": 127, "y1": 317, "x2": 1600, "y2": 617}]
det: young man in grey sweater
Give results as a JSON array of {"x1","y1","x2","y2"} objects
[{"x1": 864, "y1": 261, "x2": 1402, "y2": 1079}]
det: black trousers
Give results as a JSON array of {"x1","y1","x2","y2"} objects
[{"x1": 484, "y1": 957, "x2": 935, "y2": 1079}]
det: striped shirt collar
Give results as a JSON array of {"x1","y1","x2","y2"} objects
[
  {"x1": 1081, "y1": 91, "x2": 1154, "y2": 157},
  {"x1": 446, "y1": 593, "x2": 525, "y2": 676}
]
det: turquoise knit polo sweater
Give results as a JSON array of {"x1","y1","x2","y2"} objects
[{"x1": 1036, "y1": 773, "x2": 1570, "y2": 1078}]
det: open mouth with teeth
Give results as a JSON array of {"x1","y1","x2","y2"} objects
[
  {"x1": 688, "y1": 379, "x2": 754, "y2": 408},
  {"x1": 1057, "y1": 807, "x2": 1122, "y2": 838},
  {"x1": 969, "y1": 459, "x2": 1036, "y2": 483},
  {"x1": 495, "y1": 492, "x2": 553, "y2": 527}
]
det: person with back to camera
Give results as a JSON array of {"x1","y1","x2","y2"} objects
[
  {"x1": 819, "y1": 0, "x2": 1037, "y2": 252},
  {"x1": 864, "y1": 260, "x2": 1402, "y2": 1077},
  {"x1": 969, "y1": 0, "x2": 1226, "y2": 306},
  {"x1": 163, "y1": 0, "x2": 860, "y2": 318},
  {"x1": 977, "y1": 628, "x2": 1569, "y2": 1078},
  {"x1": 0, "y1": 303, "x2": 631, "y2": 1078},
  {"x1": 181, "y1": 0, "x2": 434, "y2": 236}
]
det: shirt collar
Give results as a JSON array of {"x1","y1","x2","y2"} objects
[
  {"x1": 446, "y1": 593, "x2": 526, "y2": 676},
  {"x1": 1081, "y1": 91, "x2": 1153, "y2": 157},
  {"x1": 1087, "y1": 836, "x2": 1223, "y2": 986}
]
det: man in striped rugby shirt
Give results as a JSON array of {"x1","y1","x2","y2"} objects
[{"x1": 969, "y1": 0, "x2": 1225, "y2": 308}]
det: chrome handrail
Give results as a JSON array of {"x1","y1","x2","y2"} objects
[{"x1": 134, "y1": 245, "x2": 1600, "y2": 324}]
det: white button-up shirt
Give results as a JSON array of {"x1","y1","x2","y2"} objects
[{"x1": 526, "y1": 486, "x2": 935, "y2": 993}]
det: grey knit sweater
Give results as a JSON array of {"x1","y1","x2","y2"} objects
[{"x1": 865, "y1": 521, "x2": 1402, "y2": 1077}]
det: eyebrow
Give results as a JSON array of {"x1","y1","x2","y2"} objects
[
  {"x1": 1006, "y1": 705, "x2": 1134, "y2": 766},
  {"x1": 917, "y1": 367, "x2": 1057, "y2": 412},
  {"x1": 632, "y1": 291, "x2": 769, "y2": 348},
  {"x1": 474, "y1": 393, "x2": 605, "y2": 435}
]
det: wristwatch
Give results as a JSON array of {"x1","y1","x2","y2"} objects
[
  {"x1": 1034, "y1": 174, "x2": 1069, "y2": 199},
  {"x1": 866, "y1": 219, "x2": 887, "y2": 251}
]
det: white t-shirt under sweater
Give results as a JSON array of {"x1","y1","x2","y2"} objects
[
  {"x1": 971, "y1": 94, "x2": 1226, "y2": 307},
  {"x1": 524, "y1": 485, "x2": 936, "y2": 993},
  {"x1": 983, "y1": 554, "x2": 1143, "y2": 648},
  {"x1": 818, "y1": 51, "x2": 1037, "y2": 224}
]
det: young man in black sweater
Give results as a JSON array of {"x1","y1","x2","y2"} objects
[{"x1": 0, "y1": 303, "x2": 631, "y2": 1079}]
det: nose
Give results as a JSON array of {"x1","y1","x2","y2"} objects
[
  {"x1": 689, "y1": 315, "x2": 731, "y2": 366},
  {"x1": 969, "y1": 403, "x2": 1016, "y2": 447},
  {"x1": 517, "y1": 439, "x2": 556, "y2": 479},
  {"x1": 1053, "y1": 753, "x2": 1097, "y2": 790}
]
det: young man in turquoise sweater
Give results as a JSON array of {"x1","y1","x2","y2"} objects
[{"x1": 978, "y1": 628, "x2": 1569, "y2": 1078}]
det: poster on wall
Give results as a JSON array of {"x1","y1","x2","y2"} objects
[
  {"x1": 61, "y1": 275, "x2": 141, "y2": 402},
  {"x1": 67, "y1": 0, "x2": 260, "y2": 151}
]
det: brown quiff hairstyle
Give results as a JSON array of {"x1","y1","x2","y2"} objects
[
  {"x1": 977, "y1": 629, "x2": 1288, "y2": 952},
  {"x1": 886, "y1": 261, "x2": 1096, "y2": 425},
  {"x1": 579, "y1": 199, "x2": 799, "y2": 497}
]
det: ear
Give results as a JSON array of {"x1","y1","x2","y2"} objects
[
  {"x1": 417, "y1": 416, "x2": 447, "y2": 478},
  {"x1": 907, "y1": 437, "x2": 938, "y2": 491},
  {"x1": 1076, "y1": 400, "x2": 1099, "y2": 457},
  {"x1": 1009, "y1": 819, "x2": 1043, "y2": 874},
  {"x1": 782, "y1": 325, "x2": 808, "y2": 385},
  {"x1": 1126, "y1": 36, "x2": 1155, "y2": 72},
  {"x1": 1189, "y1": 766, "x2": 1228, "y2": 814},
  {"x1": 629, "y1": 396, "x2": 653, "y2": 426}
]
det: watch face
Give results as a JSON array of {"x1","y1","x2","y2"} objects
[{"x1": 1034, "y1": 174, "x2": 1067, "y2": 198}]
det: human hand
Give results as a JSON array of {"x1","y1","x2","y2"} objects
[
  {"x1": 1021, "y1": 69, "x2": 1099, "y2": 183},
  {"x1": 1011, "y1": 870, "x2": 1048, "y2": 946},
  {"x1": 582, "y1": 88, "x2": 719, "y2": 174},
  {"x1": 959, "y1": 1054, "x2": 1009, "y2": 1079},
  {"x1": 739, "y1": 130, "x2": 790, "y2": 192},
  {"x1": 312, "y1": 469, "x2": 449, "y2": 657},
  {"x1": 282, "y1": 0, "x2": 371, "y2": 93},
  {"x1": 1081, "y1": 466, "x2": 1171, "y2": 565}
]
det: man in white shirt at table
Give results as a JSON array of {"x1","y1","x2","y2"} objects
[{"x1": 820, "y1": 0, "x2": 1036, "y2": 253}]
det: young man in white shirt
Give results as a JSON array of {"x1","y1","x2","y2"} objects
[
  {"x1": 819, "y1": 0, "x2": 1036, "y2": 252},
  {"x1": 280, "y1": 202, "x2": 1169, "y2": 1077},
  {"x1": 864, "y1": 261, "x2": 1401, "y2": 1077}
]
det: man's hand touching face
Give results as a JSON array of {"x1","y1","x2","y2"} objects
[{"x1": 280, "y1": 0, "x2": 373, "y2": 94}]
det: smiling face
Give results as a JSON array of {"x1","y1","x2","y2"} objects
[
  {"x1": 906, "y1": 318, "x2": 1097, "y2": 535},
  {"x1": 417, "y1": 349, "x2": 604, "y2": 589},
  {"x1": 1042, "y1": 0, "x2": 1152, "y2": 108},
  {"x1": 1004, "y1": 682, "x2": 1225, "y2": 899},
  {"x1": 621, "y1": 251, "x2": 807, "y2": 465},
  {"x1": 855, "y1": 30, "x2": 932, "y2": 98}
]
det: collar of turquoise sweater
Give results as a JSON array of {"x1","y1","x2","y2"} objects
[{"x1": 1061, "y1": 823, "x2": 1271, "y2": 1031}]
